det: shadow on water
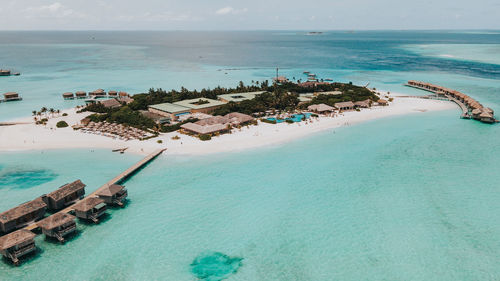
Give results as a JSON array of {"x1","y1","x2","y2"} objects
[
  {"x1": 43, "y1": 229, "x2": 82, "y2": 245},
  {"x1": 1, "y1": 246, "x2": 44, "y2": 268},
  {"x1": 77, "y1": 212, "x2": 112, "y2": 226}
]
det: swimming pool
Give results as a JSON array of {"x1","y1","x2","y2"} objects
[{"x1": 267, "y1": 113, "x2": 312, "y2": 123}]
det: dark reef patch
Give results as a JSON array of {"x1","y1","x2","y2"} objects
[
  {"x1": 0, "y1": 168, "x2": 57, "y2": 189},
  {"x1": 190, "y1": 251, "x2": 243, "y2": 281}
]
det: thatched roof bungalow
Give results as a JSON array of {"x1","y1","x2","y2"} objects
[
  {"x1": 181, "y1": 123, "x2": 228, "y2": 135},
  {"x1": 0, "y1": 69, "x2": 11, "y2": 76},
  {"x1": 73, "y1": 197, "x2": 106, "y2": 223},
  {"x1": 0, "y1": 229, "x2": 36, "y2": 265},
  {"x1": 377, "y1": 99, "x2": 389, "y2": 106},
  {"x1": 307, "y1": 104, "x2": 335, "y2": 113},
  {"x1": 225, "y1": 112, "x2": 254, "y2": 125},
  {"x1": 3, "y1": 92, "x2": 22, "y2": 101},
  {"x1": 107, "y1": 90, "x2": 118, "y2": 96},
  {"x1": 334, "y1": 101, "x2": 355, "y2": 110},
  {"x1": 0, "y1": 198, "x2": 47, "y2": 233},
  {"x1": 354, "y1": 99, "x2": 371, "y2": 108},
  {"x1": 62, "y1": 92, "x2": 74, "y2": 99},
  {"x1": 89, "y1": 89, "x2": 106, "y2": 97},
  {"x1": 99, "y1": 98, "x2": 122, "y2": 109},
  {"x1": 43, "y1": 180, "x2": 86, "y2": 211},
  {"x1": 75, "y1": 91, "x2": 87, "y2": 98},
  {"x1": 37, "y1": 213, "x2": 76, "y2": 243},
  {"x1": 96, "y1": 184, "x2": 128, "y2": 207}
]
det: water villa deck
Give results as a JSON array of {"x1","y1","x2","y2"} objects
[
  {"x1": 0, "y1": 198, "x2": 47, "y2": 234},
  {"x1": 0, "y1": 149, "x2": 165, "y2": 265},
  {"x1": 406, "y1": 81, "x2": 496, "y2": 123},
  {"x1": 0, "y1": 230, "x2": 36, "y2": 265},
  {"x1": 42, "y1": 180, "x2": 86, "y2": 211},
  {"x1": 37, "y1": 213, "x2": 77, "y2": 243},
  {"x1": 1, "y1": 92, "x2": 22, "y2": 103}
]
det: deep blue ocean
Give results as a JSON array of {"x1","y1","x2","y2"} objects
[{"x1": 0, "y1": 31, "x2": 500, "y2": 280}]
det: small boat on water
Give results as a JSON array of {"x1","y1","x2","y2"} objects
[
  {"x1": 303, "y1": 71, "x2": 310, "y2": 74},
  {"x1": 112, "y1": 147, "x2": 128, "y2": 153}
]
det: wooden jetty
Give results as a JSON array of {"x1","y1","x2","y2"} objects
[
  {"x1": 24, "y1": 148, "x2": 165, "y2": 231},
  {"x1": 406, "y1": 81, "x2": 496, "y2": 123}
]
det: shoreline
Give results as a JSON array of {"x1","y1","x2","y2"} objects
[{"x1": 0, "y1": 94, "x2": 456, "y2": 156}]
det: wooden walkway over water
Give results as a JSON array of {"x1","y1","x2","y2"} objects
[{"x1": 25, "y1": 148, "x2": 166, "y2": 231}]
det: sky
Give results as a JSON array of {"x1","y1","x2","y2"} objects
[{"x1": 0, "y1": 0, "x2": 499, "y2": 30}]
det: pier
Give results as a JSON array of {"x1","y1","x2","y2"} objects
[
  {"x1": 405, "y1": 81, "x2": 496, "y2": 123},
  {"x1": 23, "y1": 148, "x2": 166, "y2": 232}
]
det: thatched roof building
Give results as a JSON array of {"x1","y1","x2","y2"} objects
[
  {"x1": 73, "y1": 197, "x2": 107, "y2": 223},
  {"x1": 0, "y1": 229, "x2": 36, "y2": 265},
  {"x1": 37, "y1": 213, "x2": 77, "y2": 242},
  {"x1": 44, "y1": 180, "x2": 86, "y2": 211},
  {"x1": 181, "y1": 123, "x2": 228, "y2": 135},
  {"x1": 99, "y1": 98, "x2": 122, "y2": 109},
  {"x1": 307, "y1": 103, "x2": 335, "y2": 113},
  {"x1": 354, "y1": 99, "x2": 371, "y2": 108},
  {"x1": 377, "y1": 99, "x2": 389, "y2": 106},
  {"x1": 0, "y1": 198, "x2": 47, "y2": 233},
  {"x1": 62, "y1": 92, "x2": 74, "y2": 99},
  {"x1": 107, "y1": 90, "x2": 118, "y2": 96},
  {"x1": 96, "y1": 184, "x2": 128, "y2": 207},
  {"x1": 334, "y1": 101, "x2": 355, "y2": 110},
  {"x1": 75, "y1": 91, "x2": 87, "y2": 98},
  {"x1": 225, "y1": 112, "x2": 254, "y2": 125}
]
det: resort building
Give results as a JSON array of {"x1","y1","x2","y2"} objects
[
  {"x1": 75, "y1": 91, "x2": 87, "y2": 99},
  {"x1": 3, "y1": 92, "x2": 22, "y2": 102},
  {"x1": 148, "y1": 103, "x2": 191, "y2": 121},
  {"x1": 180, "y1": 112, "x2": 253, "y2": 135},
  {"x1": 62, "y1": 92, "x2": 74, "y2": 99},
  {"x1": 334, "y1": 101, "x2": 355, "y2": 111},
  {"x1": 307, "y1": 104, "x2": 335, "y2": 113},
  {"x1": 298, "y1": 93, "x2": 314, "y2": 104},
  {"x1": 0, "y1": 198, "x2": 47, "y2": 234},
  {"x1": 354, "y1": 99, "x2": 371, "y2": 108},
  {"x1": 37, "y1": 213, "x2": 77, "y2": 243},
  {"x1": 73, "y1": 197, "x2": 107, "y2": 223},
  {"x1": 181, "y1": 123, "x2": 228, "y2": 135},
  {"x1": 0, "y1": 229, "x2": 37, "y2": 265},
  {"x1": 96, "y1": 184, "x2": 128, "y2": 207},
  {"x1": 173, "y1": 98, "x2": 227, "y2": 114},
  {"x1": 218, "y1": 91, "x2": 265, "y2": 103},
  {"x1": 298, "y1": 81, "x2": 330, "y2": 88},
  {"x1": 118, "y1": 96, "x2": 134, "y2": 104},
  {"x1": 42, "y1": 180, "x2": 86, "y2": 211},
  {"x1": 314, "y1": 91, "x2": 343, "y2": 96},
  {"x1": 273, "y1": 76, "x2": 289, "y2": 84},
  {"x1": 99, "y1": 98, "x2": 122, "y2": 109},
  {"x1": 140, "y1": 110, "x2": 172, "y2": 124},
  {"x1": 108, "y1": 90, "x2": 118, "y2": 97}
]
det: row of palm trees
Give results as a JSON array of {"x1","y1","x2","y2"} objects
[{"x1": 32, "y1": 107, "x2": 61, "y2": 121}]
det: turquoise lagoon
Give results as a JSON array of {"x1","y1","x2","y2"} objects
[{"x1": 1, "y1": 31, "x2": 500, "y2": 280}]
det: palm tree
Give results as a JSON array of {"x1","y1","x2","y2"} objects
[
  {"x1": 49, "y1": 108, "x2": 54, "y2": 117},
  {"x1": 41, "y1": 107, "x2": 47, "y2": 117}
]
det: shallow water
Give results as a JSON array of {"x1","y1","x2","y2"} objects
[{"x1": 1, "y1": 31, "x2": 500, "y2": 280}]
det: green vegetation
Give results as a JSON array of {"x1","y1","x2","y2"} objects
[
  {"x1": 56, "y1": 121, "x2": 68, "y2": 128},
  {"x1": 199, "y1": 134, "x2": 212, "y2": 141},
  {"x1": 260, "y1": 118, "x2": 277, "y2": 124},
  {"x1": 157, "y1": 140, "x2": 163, "y2": 144},
  {"x1": 62, "y1": 113, "x2": 68, "y2": 116},
  {"x1": 191, "y1": 99, "x2": 210, "y2": 105}
]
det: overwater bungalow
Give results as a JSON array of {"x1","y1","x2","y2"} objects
[
  {"x1": 89, "y1": 89, "x2": 106, "y2": 97},
  {"x1": 42, "y1": 180, "x2": 86, "y2": 211},
  {"x1": 75, "y1": 91, "x2": 87, "y2": 99},
  {"x1": 334, "y1": 101, "x2": 355, "y2": 111},
  {"x1": 96, "y1": 184, "x2": 128, "y2": 207},
  {"x1": 0, "y1": 198, "x2": 47, "y2": 234},
  {"x1": 73, "y1": 197, "x2": 107, "y2": 223},
  {"x1": 62, "y1": 92, "x2": 74, "y2": 99},
  {"x1": 3, "y1": 92, "x2": 22, "y2": 102},
  {"x1": 108, "y1": 90, "x2": 118, "y2": 96},
  {"x1": 118, "y1": 91, "x2": 129, "y2": 97},
  {"x1": 37, "y1": 213, "x2": 77, "y2": 243},
  {"x1": 0, "y1": 229, "x2": 37, "y2": 265}
]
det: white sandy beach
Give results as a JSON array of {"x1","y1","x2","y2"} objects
[{"x1": 0, "y1": 94, "x2": 456, "y2": 156}]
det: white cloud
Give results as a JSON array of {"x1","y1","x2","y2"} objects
[
  {"x1": 215, "y1": 6, "x2": 248, "y2": 15},
  {"x1": 25, "y1": 2, "x2": 86, "y2": 19}
]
